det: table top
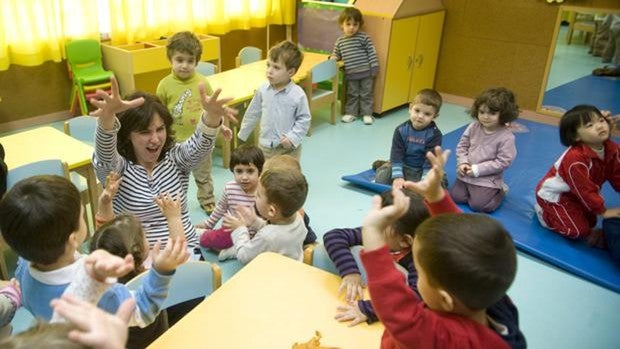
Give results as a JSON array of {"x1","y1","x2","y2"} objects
[
  {"x1": 207, "y1": 52, "x2": 330, "y2": 105},
  {"x1": 0, "y1": 126, "x2": 94, "y2": 170},
  {"x1": 148, "y1": 252, "x2": 383, "y2": 349}
]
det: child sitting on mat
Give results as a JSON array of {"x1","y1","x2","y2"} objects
[
  {"x1": 450, "y1": 87, "x2": 519, "y2": 212},
  {"x1": 535, "y1": 105, "x2": 620, "y2": 261}
]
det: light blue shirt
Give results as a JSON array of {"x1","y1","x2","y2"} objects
[{"x1": 237, "y1": 80, "x2": 311, "y2": 148}]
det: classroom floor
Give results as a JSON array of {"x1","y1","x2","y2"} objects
[{"x1": 4, "y1": 101, "x2": 619, "y2": 348}]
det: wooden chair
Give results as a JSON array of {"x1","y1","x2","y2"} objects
[
  {"x1": 566, "y1": 12, "x2": 597, "y2": 45},
  {"x1": 235, "y1": 46, "x2": 262, "y2": 67},
  {"x1": 196, "y1": 62, "x2": 218, "y2": 76},
  {"x1": 302, "y1": 59, "x2": 338, "y2": 135}
]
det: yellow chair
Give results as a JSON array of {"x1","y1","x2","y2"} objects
[
  {"x1": 235, "y1": 46, "x2": 262, "y2": 67},
  {"x1": 302, "y1": 59, "x2": 339, "y2": 135},
  {"x1": 66, "y1": 39, "x2": 114, "y2": 115}
]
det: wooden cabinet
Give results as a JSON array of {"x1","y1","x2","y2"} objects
[{"x1": 101, "y1": 34, "x2": 220, "y2": 95}]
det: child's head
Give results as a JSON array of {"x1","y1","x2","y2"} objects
[
  {"x1": 230, "y1": 145, "x2": 265, "y2": 194},
  {"x1": 469, "y1": 87, "x2": 519, "y2": 129},
  {"x1": 263, "y1": 154, "x2": 301, "y2": 172},
  {"x1": 413, "y1": 214, "x2": 516, "y2": 313},
  {"x1": 409, "y1": 89, "x2": 442, "y2": 130},
  {"x1": 256, "y1": 168, "x2": 308, "y2": 220},
  {"x1": 338, "y1": 7, "x2": 364, "y2": 36},
  {"x1": 267, "y1": 41, "x2": 303, "y2": 87},
  {"x1": 559, "y1": 104, "x2": 612, "y2": 147},
  {"x1": 89, "y1": 215, "x2": 148, "y2": 283},
  {"x1": 380, "y1": 189, "x2": 429, "y2": 251},
  {"x1": 166, "y1": 31, "x2": 202, "y2": 80},
  {"x1": 0, "y1": 175, "x2": 85, "y2": 266},
  {"x1": 0, "y1": 321, "x2": 86, "y2": 349},
  {"x1": 117, "y1": 92, "x2": 175, "y2": 167}
]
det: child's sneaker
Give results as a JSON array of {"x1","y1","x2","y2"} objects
[
  {"x1": 363, "y1": 115, "x2": 374, "y2": 125},
  {"x1": 218, "y1": 247, "x2": 236, "y2": 261},
  {"x1": 341, "y1": 114, "x2": 357, "y2": 123},
  {"x1": 201, "y1": 202, "x2": 216, "y2": 215}
]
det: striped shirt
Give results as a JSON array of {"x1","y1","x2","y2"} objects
[
  {"x1": 204, "y1": 180, "x2": 256, "y2": 229},
  {"x1": 331, "y1": 31, "x2": 379, "y2": 79},
  {"x1": 94, "y1": 118, "x2": 219, "y2": 248}
]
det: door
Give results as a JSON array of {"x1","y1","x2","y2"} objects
[{"x1": 409, "y1": 11, "x2": 445, "y2": 99}]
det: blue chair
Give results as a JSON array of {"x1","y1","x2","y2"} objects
[
  {"x1": 64, "y1": 115, "x2": 98, "y2": 146},
  {"x1": 307, "y1": 243, "x2": 339, "y2": 276},
  {"x1": 10, "y1": 308, "x2": 36, "y2": 335},
  {"x1": 302, "y1": 59, "x2": 338, "y2": 134},
  {"x1": 126, "y1": 261, "x2": 222, "y2": 309},
  {"x1": 235, "y1": 46, "x2": 262, "y2": 67},
  {"x1": 196, "y1": 62, "x2": 218, "y2": 77}
]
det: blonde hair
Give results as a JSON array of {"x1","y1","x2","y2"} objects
[
  {"x1": 0, "y1": 321, "x2": 87, "y2": 349},
  {"x1": 263, "y1": 154, "x2": 301, "y2": 172}
]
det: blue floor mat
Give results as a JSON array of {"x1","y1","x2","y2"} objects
[
  {"x1": 343, "y1": 119, "x2": 620, "y2": 293},
  {"x1": 543, "y1": 75, "x2": 620, "y2": 114}
]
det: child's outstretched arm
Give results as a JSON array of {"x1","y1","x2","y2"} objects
[
  {"x1": 154, "y1": 192, "x2": 185, "y2": 241},
  {"x1": 323, "y1": 228, "x2": 365, "y2": 302},
  {"x1": 361, "y1": 189, "x2": 410, "y2": 252},
  {"x1": 96, "y1": 171, "x2": 122, "y2": 227}
]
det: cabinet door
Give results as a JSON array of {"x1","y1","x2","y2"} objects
[
  {"x1": 409, "y1": 11, "x2": 445, "y2": 99},
  {"x1": 381, "y1": 16, "x2": 419, "y2": 112}
]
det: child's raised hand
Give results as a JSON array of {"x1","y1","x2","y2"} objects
[
  {"x1": 220, "y1": 124, "x2": 234, "y2": 141},
  {"x1": 334, "y1": 302, "x2": 368, "y2": 327},
  {"x1": 85, "y1": 249, "x2": 135, "y2": 282},
  {"x1": 235, "y1": 205, "x2": 257, "y2": 225},
  {"x1": 338, "y1": 273, "x2": 364, "y2": 303},
  {"x1": 404, "y1": 146, "x2": 450, "y2": 203},
  {"x1": 154, "y1": 192, "x2": 182, "y2": 220},
  {"x1": 151, "y1": 237, "x2": 189, "y2": 274},
  {"x1": 198, "y1": 84, "x2": 238, "y2": 128},
  {"x1": 89, "y1": 76, "x2": 145, "y2": 121},
  {"x1": 51, "y1": 294, "x2": 134, "y2": 349},
  {"x1": 100, "y1": 172, "x2": 122, "y2": 205},
  {"x1": 362, "y1": 189, "x2": 410, "y2": 251},
  {"x1": 223, "y1": 210, "x2": 247, "y2": 231}
]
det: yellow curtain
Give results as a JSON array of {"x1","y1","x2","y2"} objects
[
  {"x1": 108, "y1": 0, "x2": 296, "y2": 45},
  {"x1": 0, "y1": 0, "x2": 100, "y2": 70}
]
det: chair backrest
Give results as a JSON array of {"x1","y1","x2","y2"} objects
[
  {"x1": 126, "y1": 261, "x2": 222, "y2": 309},
  {"x1": 6, "y1": 159, "x2": 70, "y2": 190},
  {"x1": 64, "y1": 116, "x2": 98, "y2": 145},
  {"x1": 311, "y1": 59, "x2": 338, "y2": 84},
  {"x1": 236, "y1": 46, "x2": 262, "y2": 66},
  {"x1": 66, "y1": 39, "x2": 103, "y2": 72},
  {"x1": 196, "y1": 62, "x2": 218, "y2": 76}
]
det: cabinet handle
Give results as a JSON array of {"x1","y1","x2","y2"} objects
[
  {"x1": 407, "y1": 55, "x2": 413, "y2": 70},
  {"x1": 415, "y1": 54, "x2": 424, "y2": 68}
]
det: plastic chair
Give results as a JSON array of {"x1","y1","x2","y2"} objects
[
  {"x1": 1, "y1": 160, "x2": 70, "y2": 279},
  {"x1": 235, "y1": 46, "x2": 262, "y2": 67},
  {"x1": 66, "y1": 39, "x2": 114, "y2": 115},
  {"x1": 302, "y1": 59, "x2": 338, "y2": 135},
  {"x1": 10, "y1": 308, "x2": 36, "y2": 335},
  {"x1": 64, "y1": 115, "x2": 98, "y2": 146},
  {"x1": 126, "y1": 261, "x2": 222, "y2": 309},
  {"x1": 196, "y1": 62, "x2": 218, "y2": 76}
]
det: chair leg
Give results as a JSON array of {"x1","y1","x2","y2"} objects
[
  {"x1": 77, "y1": 82, "x2": 89, "y2": 115},
  {"x1": 331, "y1": 101, "x2": 337, "y2": 125}
]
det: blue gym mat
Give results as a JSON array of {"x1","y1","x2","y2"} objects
[
  {"x1": 542, "y1": 75, "x2": 620, "y2": 115},
  {"x1": 342, "y1": 119, "x2": 620, "y2": 293}
]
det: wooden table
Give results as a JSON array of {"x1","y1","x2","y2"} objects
[
  {"x1": 149, "y1": 252, "x2": 383, "y2": 348},
  {"x1": 207, "y1": 52, "x2": 331, "y2": 168},
  {"x1": 0, "y1": 127, "x2": 99, "y2": 229}
]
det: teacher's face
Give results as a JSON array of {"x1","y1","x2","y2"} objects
[{"x1": 129, "y1": 113, "x2": 167, "y2": 170}]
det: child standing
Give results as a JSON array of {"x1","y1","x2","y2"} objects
[
  {"x1": 450, "y1": 87, "x2": 519, "y2": 212},
  {"x1": 330, "y1": 7, "x2": 379, "y2": 125},
  {"x1": 157, "y1": 31, "x2": 231, "y2": 214},
  {"x1": 375, "y1": 89, "x2": 446, "y2": 188},
  {"x1": 237, "y1": 40, "x2": 311, "y2": 160},
  {"x1": 361, "y1": 147, "x2": 524, "y2": 348},
  {"x1": 535, "y1": 105, "x2": 620, "y2": 253},
  {"x1": 198, "y1": 145, "x2": 265, "y2": 251}
]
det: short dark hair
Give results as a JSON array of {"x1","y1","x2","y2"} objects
[
  {"x1": 260, "y1": 168, "x2": 308, "y2": 218},
  {"x1": 412, "y1": 89, "x2": 443, "y2": 115},
  {"x1": 380, "y1": 189, "x2": 429, "y2": 238},
  {"x1": 0, "y1": 175, "x2": 81, "y2": 265},
  {"x1": 90, "y1": 215, "x2": 147, "y2": 284},
  {"x1": 339, "y1": 7, "x2": 364, "y2": 27},
  {"x1": 230, "y1": 145, "x2": 265, "y2": 174},
  {"x1": 166, "y1": 31, "x2": 202, "y2": 61},
  {"x1": 559, "y1": 104, "x2": 611, "y2": 147},
  {"x1": 268, "y1": 40, "x2": 303, "y2": 72},
  {"x1": 415, "y1": 214, "x2": 516, "y2": 310},
  {"x1": 117, "y1": 92, "x2": 175, "y2": 164},
  {"x1": 469, "y1": 87, "x2": 519, "y2": 124}
]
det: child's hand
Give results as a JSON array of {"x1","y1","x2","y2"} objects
[
  {"x1": 235, "y1": 206, "x2": 257, "y2": 226},
  {"x1": 100, "y1": 172, "x2": 122, "y2": 205},
  {"x1": 280, "y1": 136, "x2": 293, "y2": 149},
  {"x1": 602, "y1": 207, "x2": 620, "y2": 218},
  {"x1": 220, "y1": 124, "x2": 233, "y2": 141},
  {"x1": 195, "y1": 221, "x2": 208, "y2": 229},
  {"x1": 89, "y1": 76, "x2": 145, "y2": 120},
  {"x1": 154, "y1": 192, "x2": 182, "y2": 220},
  {"x1": 457, "y1": 163, "x2": 470, "y2": 177},
  {"x1": 339, "y1": 273, "x2": 364, "y2": 303},
  {"x1": 51, "y1": 294, "x2": 134, "y2": 349},
  {"x1": 198, "y1": 85, "x2": 238, "y2": 128},
  {"x1": 85, "y1": 250, "x2": 135, "y2": 282},
  {"x1": 362, "y1": 189, "x2": 410, "y2": 251},
  {"x1": 223, "y1": 210, "x2": 247, "y2": 231},
  {"x1": 334, "y1": 302, "x2": 368, "y2": 327},
  {"x1": 404, "y1": 146, "x2": 451, "y2": 203},
  {"x1": 151, "y1": 237, "x2": 189, "y2": 274},
  {"x1": 392, "y1": 178, "x2": 405, "y2": 190}
]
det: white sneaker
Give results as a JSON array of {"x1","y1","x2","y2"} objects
[
  {"x1": 363, "y1": 115, "x2": 374, "y2": 125},
  {"x1": 218, "y1": 247, "x2": 236, "y2": 261},
  {"x1": 341, "y1": 114, "x2": 357, "y2": 123}
]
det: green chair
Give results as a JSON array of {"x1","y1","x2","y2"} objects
[{"x1": 66, "y1": 39, "x2": 114, "y2": 115}]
